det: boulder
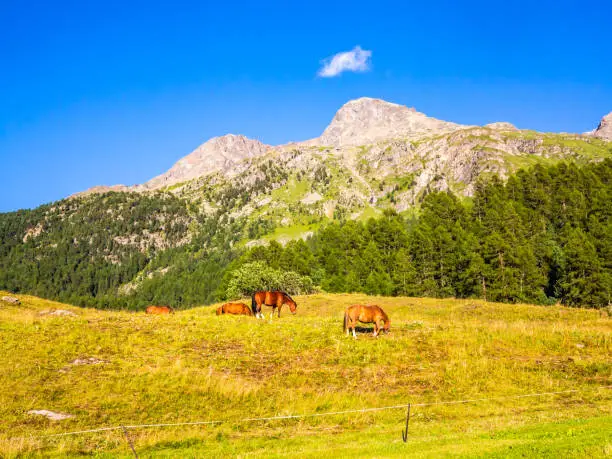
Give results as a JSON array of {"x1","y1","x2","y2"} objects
[
  {"x1": 28, "y1": 410, "x2": 74, "y2": 421},
  {"x1": 1, "y1": 295, "x2": 20, "y2": 305}
]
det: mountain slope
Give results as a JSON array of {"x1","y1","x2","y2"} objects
[{"x1": 170, "y1": 126, "x2": 611, "y2": 234}]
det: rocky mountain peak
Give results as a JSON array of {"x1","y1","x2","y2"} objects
[
  {"x1": 314, "y1": 97, "x2": 465, "y2": 147},
  {"x1": 145, "y1": 134, "x2": 271, "y2": 189},
  {"x1": 485, "y1": 122, "x2": 518, "y2": 131},
  {"x1": 593, "y1": 112, "x2": 612, "y2": 141}
]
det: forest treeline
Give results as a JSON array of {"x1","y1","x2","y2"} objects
[
  {"x1": 0, "y1": 192, "x2": 239, "y2": 308},
  {"x1": 0, "y1": 160, "x2": 610, "y2": 309},
  {"x1": 224, "y1": 160, "x2": 611, "y2": 308}
]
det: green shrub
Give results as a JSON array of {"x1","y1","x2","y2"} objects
[{"x1": 225, "y1": 261, "x2": 315, "y2": 299}]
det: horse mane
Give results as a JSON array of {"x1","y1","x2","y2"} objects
[
  {"x1": 280, "y1": 291, "x2": 296, "y2": 304},
  {"x1": 373, "y1": 305, "x2": 389, "y2": 322}
]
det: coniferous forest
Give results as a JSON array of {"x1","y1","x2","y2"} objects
[{"x1": 1, "y1": 160, "x2": 610, "y2": 309}]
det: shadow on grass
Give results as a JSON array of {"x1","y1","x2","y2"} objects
[{"x1": 348, "y1": 326, "x2": 391, "y2": 336}]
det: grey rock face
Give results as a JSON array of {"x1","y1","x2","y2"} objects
[
  {"x1": 145, "y1": 134, "x2": 271, "y2": 189},
  {"x1": 593, "y1": 112, "x2": 612, "y2": 141},
  {"x1": 313, "y1": 97, "x2": 466, "y2": 147}
]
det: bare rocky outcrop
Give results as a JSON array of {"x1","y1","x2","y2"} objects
[
  {"x1": 593, "y1": 112, "x2": 612, "y2": 141},
  {"x1": 23, "y1": 223, "x2": 44, "y2": 242},
  {"x1": 145, "y1": 134, "x2": 271, "y2": 189},
  {"x1": 301, "y1": 192, "x2": 322, "y2": 205}
]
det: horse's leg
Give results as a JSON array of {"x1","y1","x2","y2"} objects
[
  {"x1": 277, "y1": 298, "x2": 283, "y2": 318},
  {"x1": 373, "y1": 322, "x2": 379, "y2": 337},
  {"x1": 270, "y1": 306, "x2": 275, "y2": 320},
  {"x1": 349, "y1": 317, "x2": 357, "y2": 339}
]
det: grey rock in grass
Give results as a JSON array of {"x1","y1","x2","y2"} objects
[
  {"x1": 39, "y1": 309, "x2": 78, "y2": 317},
  {"x1": 1, "y1": 295, "x2": 20, "y2": 305},
  {"x1": 71, "y1": 357, "x2": 107, "y2": 366},
  {"x1": 28, "y1": 410, "x2": 74, "y2": 421},
  {"x1": 59, "y1": 357, "x2": 109, "y2": 373}
]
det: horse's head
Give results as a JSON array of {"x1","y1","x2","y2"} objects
[
  {"x1": 383, "y1": 319, "x2": 390, "y2": 333},
  {"x1": 286, "y1": 298, "x2": 297, "y2": 315}
]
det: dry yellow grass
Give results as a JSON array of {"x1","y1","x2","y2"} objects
[{"x1": 0, "y1": 291, "x2": 610, "y2": 457}]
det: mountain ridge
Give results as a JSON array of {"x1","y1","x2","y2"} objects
[{"x1": 74, "y1": 97, "x2": 610, "y2": 196}]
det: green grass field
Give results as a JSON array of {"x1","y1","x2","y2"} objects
[{"x1": 1, "y1": 292, "x2": 610, "y2": 457}]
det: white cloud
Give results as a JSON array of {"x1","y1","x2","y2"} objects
[{"x1": 317, "y1": 46, "x2": 372, "y2": 78}]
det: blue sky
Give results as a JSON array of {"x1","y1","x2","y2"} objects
[{"x1": 1, "y1": 0, "x2": 611, "y2": 212}]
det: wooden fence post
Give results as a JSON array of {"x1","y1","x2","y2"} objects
[
  {"x1": 122, "y1": 426, "x2": 139, "y2": 458},
  {"x1": 402, "y1": 403, "x2": 411, "y2": 442}
]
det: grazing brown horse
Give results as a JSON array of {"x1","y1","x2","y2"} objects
[
  {"x1": 343, "y1": 304, "x2": 390, "y2": 339},
  {"x1": 251, "y1": 291, "x2": 297, "y2": 319},
  {"x1": 145, "y1": 305, "x2": 174, "y2": 315},
  {"x1": 216, "y1": 302, "x2": 253, "y2": 316}
]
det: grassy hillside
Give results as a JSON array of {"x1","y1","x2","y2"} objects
[
  {"x1": 3, "y1": 160, "x2": 611, "y2": 310},
  {"x1": 1, "y1": 292, "x2": 610, "y2": 457}
]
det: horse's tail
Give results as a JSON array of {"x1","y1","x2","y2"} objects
[
  {"x1": 251, "y1": 294, "x2": 257, "y2": 316},
  {"x1": 343, "y1": 310, "x2": 348, "y2": 333},
  {"x1": 216, "y1": 306, "x2": 222, "y2": 315}
]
